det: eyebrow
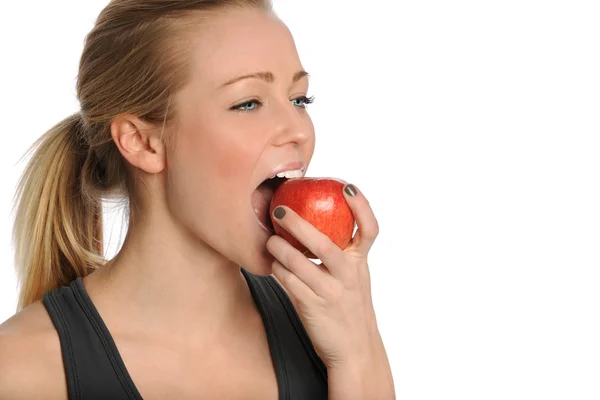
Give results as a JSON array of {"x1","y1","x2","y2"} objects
[{"x1": 219, "y1": 70, "x2": 309, "y2": 88}]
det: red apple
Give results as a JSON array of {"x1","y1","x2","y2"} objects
[{"x1": 269, "y1": 177, "x2": 356, "y2": 259}]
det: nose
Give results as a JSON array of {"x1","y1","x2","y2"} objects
[{"x1": 269, "y1": 100, "x2": 313, "y2": 147}]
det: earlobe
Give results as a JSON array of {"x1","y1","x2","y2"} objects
[{"x1": 110, "y1": 114, "x2": 166, "y2": 174}]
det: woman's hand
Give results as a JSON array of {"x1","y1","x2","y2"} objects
[{"x1": 265, "y1": 183, "x2": 395, "y2": 399}]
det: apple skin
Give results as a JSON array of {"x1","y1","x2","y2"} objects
[{"x1": 269, "y1": 177, "x2": 356, "y2": 259}]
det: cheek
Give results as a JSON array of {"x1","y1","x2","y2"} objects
[
  {"x1": 212, "y1": 142, "x2": 250, "y2": 181},
  {"x1": 302, "y1": 120, "x2": 316, "y2": 165},
  {"x1": 206, "y1": 135, "x2": 257, "y2": 184},
  {"x1": 177, "y1": 122, "x2": 258, "y2": 187},
  {"x1": 166, "y1": 124, "x2": 258, "y2": 235},
  {"x1": 304, "y1": 133, "x2": 316, "y2": 164}
]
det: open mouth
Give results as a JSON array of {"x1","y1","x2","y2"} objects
[{"x1": 252, "y1": 176, "x2": 288, "y2": 233}]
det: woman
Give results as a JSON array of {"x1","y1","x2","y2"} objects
[{"x1": 0, "y1": 0, "x2": 395, "y2": 399}]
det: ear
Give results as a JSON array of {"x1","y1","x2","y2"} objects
[{"x1": 110, "y1": 114, "x2": 167, "y2": 174}]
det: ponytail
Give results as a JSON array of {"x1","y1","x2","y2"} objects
[{"x1": 12, "y1": 113, "x2": 105, "y2": 311}]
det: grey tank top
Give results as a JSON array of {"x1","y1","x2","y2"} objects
[{"x1": 42, "y1": 267, "x2": 328, "y2": 399}]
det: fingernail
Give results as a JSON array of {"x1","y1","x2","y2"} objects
[
  {"x1": 273, "y1": 207, "x2": 286, "y2": 219},
  {"x1": 344, "y1": 184, "x2": 357, "y2": 196}
]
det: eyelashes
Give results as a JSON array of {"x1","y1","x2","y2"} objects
[
  {"x1": 291, "y1": 95, "x2": 315, "y2": 108},
  {"x1": 231, "y1": 95, "x2": 315, "y2": 112}
]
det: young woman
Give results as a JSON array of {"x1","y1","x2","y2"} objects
[{"x1": 0, "y1": 1, "x2": 395, "y2": 399}]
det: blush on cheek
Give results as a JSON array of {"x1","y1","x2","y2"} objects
[
  {"x1": 178, "y1": 115, "x2": 258, "y2": 187},
  {"x1": 214, "y1": 152, "x2": 242, "y2": 181},
  {"x1": 211, "y1": 140, "x2": 256, "y2": 183}
]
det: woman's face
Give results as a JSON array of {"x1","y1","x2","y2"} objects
[{"x1": 169, "y1": 8, "x2": 315, "y2": 275}]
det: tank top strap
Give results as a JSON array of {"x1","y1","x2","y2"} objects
[
  {"x1": 241, "y1": 268, "x2": 328, "y2": 399},
  {"x1": 42, "y1": 278, "x2": 143, "y2": 400}
]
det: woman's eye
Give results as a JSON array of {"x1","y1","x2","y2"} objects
[
  {"x1": 232, "y1": 100, "x2": 262, "y2": 112},
  {"x1": 231, "y1": 96, "x2": 314, "y2": 112},
  {"x1": 292, "y1": 95, "x2": 315, "y2": 108}
]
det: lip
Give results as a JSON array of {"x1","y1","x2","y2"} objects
[
  {"x1": 257, "y1": 217, "x2": 275, "y2": 235},
  {"x1": 255, "y1": 161, "x2": 306, "y2": 189}
]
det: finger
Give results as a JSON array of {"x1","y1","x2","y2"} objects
[
  {"x1": 342, "y1": 184, "x2": 380, "y2": 254},
  {"x1": 271, "y1": 259, "x2": 318, "y2": 305},
  {"x1": 271, "y1": 205, "x2": 346, "y2": 278},
  {"x1": 266, "y1": 234, "x2": 335, "y2": 298}
]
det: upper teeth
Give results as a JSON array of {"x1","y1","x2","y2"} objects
[{"x1": 271, "y1": 169, "x2": 304, "y2": 179}]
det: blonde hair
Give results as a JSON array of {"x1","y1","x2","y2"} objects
[{"x1": 11, "y1": 0, "x2": 272, "y2": 312}]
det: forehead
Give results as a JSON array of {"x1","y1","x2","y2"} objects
[{"x1": 186, "y1": 9, "x2": 303, "y2": 87}]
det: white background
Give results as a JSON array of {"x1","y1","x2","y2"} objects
[{"x1": 1, "y1": 1, "x2": 599, "y2": 398}]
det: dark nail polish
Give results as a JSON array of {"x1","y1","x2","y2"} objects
[
  {"x1": 273, "y1": 207, "x2": 286, "y2": 219},
  {"x1": 345, "y1": 184, "x2": 357, "y2": 196}
]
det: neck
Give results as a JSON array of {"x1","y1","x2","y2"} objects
[{"x1": 83, "y1": 210, "x2": 257, "y2": 348}]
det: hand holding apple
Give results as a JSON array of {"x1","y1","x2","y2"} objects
[{"x1": 265, "y1": 181, "x2": 395, "y2": 397}]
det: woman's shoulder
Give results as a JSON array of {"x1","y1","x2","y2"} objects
[{"x1": 0, "y1": 300, "x2": 68, "y2": 399}]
